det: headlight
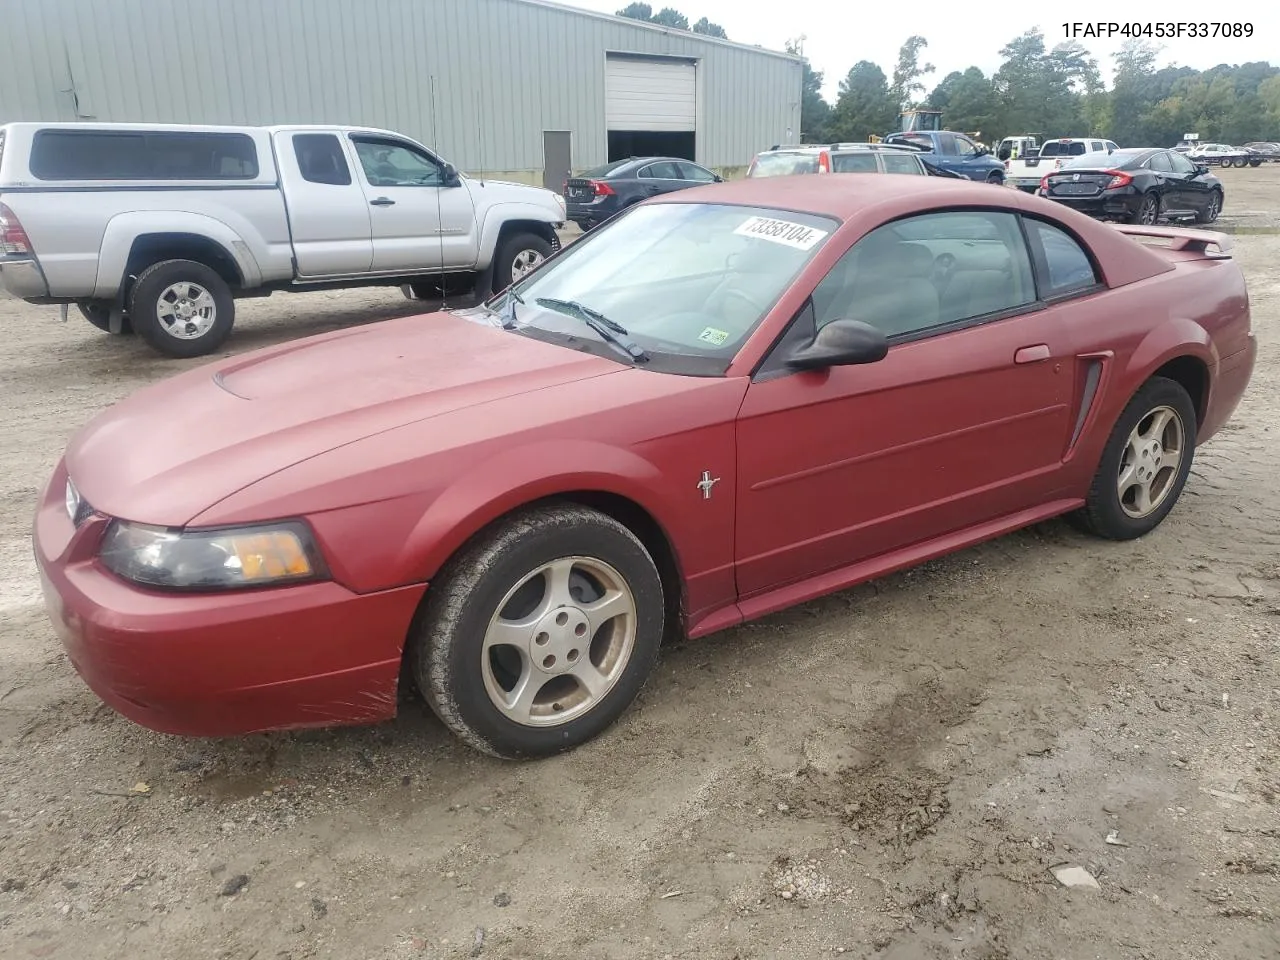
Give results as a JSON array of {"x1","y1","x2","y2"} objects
[{"x1": 98, "y1": 520, "x2": 327, "y2": 590}]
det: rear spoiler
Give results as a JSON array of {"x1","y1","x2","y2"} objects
[{"x1": 1110, "y1": 224, "x2": 1233, "y2": 259}]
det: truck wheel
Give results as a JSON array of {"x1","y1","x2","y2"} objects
[
  {"x1": 494, "y1": 232, "x2": 553, "y2": 290},
  {"x1": 986, "y1": 171, "x2": 1003, "y2": 185},
  {"x1": 128, "y1": 260, "x2": 235, "y2": 359},
  {"x1": 77, "y1": 302, "x2": 132, "y2": 335}
]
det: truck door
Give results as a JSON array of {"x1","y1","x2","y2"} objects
[
  {"x1": 346, "y1": 133, "x2": 481, "y2": 273},
  {"x1": 275, "y1": 130, "x2": 374, "y2": 277}
]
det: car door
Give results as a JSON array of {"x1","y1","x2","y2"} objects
[
  {"x1": 1144, "y1": 150, "x2": 1182, "y2": 209},
  {"x1": 733, "y1": 209, "x2": 1080, "y2": 597},
  {"x1": 1168, "y1": 149, "x2": 1211, "y2": 211},
  {"x1": 348, "y1": 133, "x2": 480, "y2": 272},
  {"x1": 951, "y1": 134, "x2": 988, "y2": 179},
  {"x1": 636, "y1": 161, "x2": 686, "y2": 198},
  {"x1": 275, "y1": 130, "x2": 374, "y2": 277}
]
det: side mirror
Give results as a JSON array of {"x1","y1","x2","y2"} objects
[
  {"x1": 785, "y1": 319, "x2": 888, "y2": 371},
  {"x1": 442, "y1": 162, "x2": 462, "y2": 186},
  {"x1": 976, "y1": 145, "x2": 990, "y2": 156},
  {"x1": 1195, "y1": 164, "x2": 1210, "y2": 176},
  {"x1": 713, "y1": 174, "x2": 725, "y2": 182}
]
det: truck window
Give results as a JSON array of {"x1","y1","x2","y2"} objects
[
  {"x1": 937, "y1": 133, "x2": 959, "y2": 156},
  {"x1": 293, "y1": 133, "x2": 352, "y2": 186},
  {"x1": 1039, "y1": 141, "x2": 1087, "y2": 158},
  {"x1": 351, "y1": 137, "x2": 442, "y2": 187},
  {"x1": 29, "y1": 130, "x2": 259, "y2": 180}
]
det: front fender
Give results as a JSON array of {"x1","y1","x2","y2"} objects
[
  {"x1": 477, "y1": 202, "x2": 564, "y2": 264},
  {"x1": 395, "y1": 439, "x2": 686, "y2": 586},
  {"x1": 92, "y1": 210, "x2": 264, "y2": 298}
]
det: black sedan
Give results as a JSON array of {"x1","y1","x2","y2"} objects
[
  {"x1": 1038, "y1": 148, "x2": 1223, "y2": 225},
  {"x1": 563, "y1": 157, "x2": 723, "y2": 230}
]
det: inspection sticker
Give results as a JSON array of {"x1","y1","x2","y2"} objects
[
  {"x1": 698, "y1": 326, "x2": 730, "y2": 346},
  {"x1": 733, "y1": 216, "x2": 828, "y2": 250}
]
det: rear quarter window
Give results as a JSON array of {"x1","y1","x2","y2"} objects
[
  {"x1": 1025, "y1": 218, "x2": 1100, "y2": 298},
  {"x1": 29, "y1": 130, "x2": 260, "y2": 180}
]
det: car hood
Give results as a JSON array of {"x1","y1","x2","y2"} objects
[{"x1": 65, "y1": 313, "x2": 621, "y2": 526}]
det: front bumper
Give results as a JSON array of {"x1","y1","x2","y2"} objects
[
  {"x1": 33, "y1": 463, "x2": 427, "y2": 737},
  {"x1": 0, "y1": 256, "x2": 50, "y2": 299}
]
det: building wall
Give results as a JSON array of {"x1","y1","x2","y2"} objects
[{"x1": 0, "y1": 0, "x2": 802, "y2": 181}]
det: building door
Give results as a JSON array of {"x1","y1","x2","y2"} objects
[
  {"x1": 543, "y1": 131, "x2": 572, "y2": 191},
  {"x1": 605, "y1": 54, "x2": 697, "y2": 162}
]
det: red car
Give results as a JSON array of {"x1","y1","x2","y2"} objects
[{"x1": 34, "y1": 176, "x2": 1256, "y2": 759}]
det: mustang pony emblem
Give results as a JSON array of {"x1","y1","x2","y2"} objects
[{"x1": 697, "y1": 471, "x2": 720, "y2": 500}]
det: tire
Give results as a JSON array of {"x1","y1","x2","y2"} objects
[
  {"x1": 410, "y1": 503, "x2": 665, "y2": 759},
  {"x1": 1249, "y1": 159, "x2": 1262, "y2": 167},
  {"x1": 1195, "y1": 190, "x2": 1222, "y2": 224},
  {"x1": 1070, "y1": 376, "x2": 1197, "y2": 541},
  {"x1": 127, "y1": 259, "x2": 235, "y2": 358},
  {"x1": 1128, "y1": 192, "x2": 1160, "y2": 225},
  {"x1": 492, "y1": 232, "x2": 553, "y2": 291},
  {"x1": 986, "y1": 171, "x2": 1003, "y2": 185},
  {"x1": 77, "y1": 302, "x2": 132, "y2": 335}
]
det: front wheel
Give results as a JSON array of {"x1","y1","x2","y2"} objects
[
  {"x1": 410, "y1": 503, "x2": 665, "y2": 759},
  {"x1": 986, "y1": 172, "x2": 1003, "y2": 185},
  {"x1": 128, "y1": 259, "x2": 235, "y2": 358},
  {"x1": 1195, "y1": 190, "x2": 1222, "y2": 224},
  {"x1": 493, "y1": 231, "x2": 554, "y2": 292},
  {"x1": 1070, "y1": 376, "x2": 1197, "y2": 540}
]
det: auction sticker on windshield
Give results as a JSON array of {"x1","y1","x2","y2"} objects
[{"x1": 734, "y1": 216, "x2": 828, "y2": 251}]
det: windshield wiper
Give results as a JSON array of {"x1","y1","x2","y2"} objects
[{"x1": 534, "y1": 297, "x2": 649, "y2": 362}]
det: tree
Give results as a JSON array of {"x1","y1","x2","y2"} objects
[
  {"x1": 787, "y1": 37, "x2": 830, "y2": 141},
  {"x1": 890, "y1": 36, "x2": 935, "y2": 111},
  {"x1": 616, "y1": 2, "x2": 654, "y2": 20},
  {"x1": 829, "y1": 61, "x2": 897, "y2": 142},
  {"x1": 927, "y1": 68, "x2": 998, "y2": 137},
  {"x1": 651, "y1": 7, "x2": 689, "y2": 28},
  {"x1": 1109, "y1": 39, "x2": 1161, "y2": 142},
  {"x1": 692, "y1": 17, "x2": 728, "y2": 38}
]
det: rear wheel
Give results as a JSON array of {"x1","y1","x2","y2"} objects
[
  {"x1": 128, "y1": 259, "x2": 235, "y2": 358},
  {"x1": 1128, "y1": 192, "x2": 1160, "y2": 225},
  {"x1": 77, "y1": 302, "x2": 132, "y2": 335},
  {"x1": 986, "y1": 171, "x2": 1003, "y2": 185},
  {"x1": 410, "y1": 503, "x2": 665, "y2": 759},
  {"x1": 1070, "y1": 377, "x2": 1197, "y2": 540}
]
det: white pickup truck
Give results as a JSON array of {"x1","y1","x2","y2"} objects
[
  {"x1": 0, "y1": 122, "x2": 567, "y2": 357},
  {"x1": 1004, "y1": 136, "x2": 1119, "y2": 192}
]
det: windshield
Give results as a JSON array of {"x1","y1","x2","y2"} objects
[
  {"x1": 750, "y1": 152, "x2": 820, "y2": 177},
  {"x1": 1039, "y1": 141, "x2": 1088, "y2": 157},
  {"x1": 495, "y1": 203, "x2": 837, "y2": 373}
]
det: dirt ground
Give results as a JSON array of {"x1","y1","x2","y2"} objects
[{"x1": 1, "y1": 169, "x2": 1277, "y2": 960}]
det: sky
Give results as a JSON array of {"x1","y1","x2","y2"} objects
[{"x1": 565, "y1": 1, "x2": 1276, "y2": 99}]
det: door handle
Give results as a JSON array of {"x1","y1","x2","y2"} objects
[
  {"x1": 370, "y1": 197, "x2": 395, "y2": 207},
  {"x1": 1015, "y1": 344, "x2": 1051, "y2": 363}
]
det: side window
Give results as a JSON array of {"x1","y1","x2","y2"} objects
[
  {"x1": 810, "y1": 210, "x2": 1036, "y2": 339},
  {"x1": 881, "y1": 152, "x2": 924, "y2": 175},
  {"x1": 937, "y1": 133, "x2": 959, "y2": 156},
  {"x1": 1090, "y1": 141, "x2": 1104, "y2": 152},
  {"x1": 640, "y1": 161, "x2": 681, "y2": 179},
  {"x1": 1024, "y1": 218, "x2": 1100, "y2": 299},
  {"x1": 677, "y1": 162, "x2": 717, "y2": 182},
  {"x1": 1169, "y1": 151, "x2": 1197, "y2": 174},
  {"x1": 1147, "y1": 151, "x2": 1173, "y2": 173},
  {"x1": 292, "y1": 133, "x2": 352, "y2": 186},
  {"x1": 1105, "y1": 141, "x2": 1119, "y2": 152},
  {"x1": 953, "y1": 136, "x2": 977, "y2": 156},
  {"x1": 29, "y1": 130, "x2": 258, "y2": 180},
  {"x1": 351, "y1": 138, "x2": 441, "y2": 187}
]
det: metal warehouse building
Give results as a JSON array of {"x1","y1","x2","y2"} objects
[{"x1": 0, "y1": 0, "x2": 803, "y2": 185}]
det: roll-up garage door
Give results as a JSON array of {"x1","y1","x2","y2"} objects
[{"x1": 605, "y1": 56, "x2": 696, "y2": 132}]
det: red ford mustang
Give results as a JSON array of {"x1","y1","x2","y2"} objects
[{"x1": 34, "y1": 175, "x2": 1256, "y2": 759}]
